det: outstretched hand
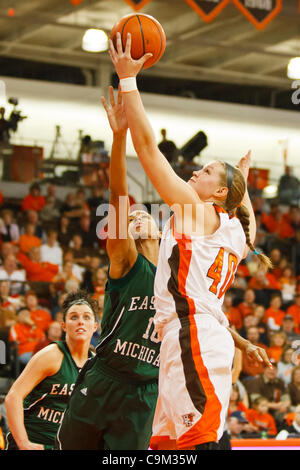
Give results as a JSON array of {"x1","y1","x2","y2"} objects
[
  {"x1": 238, "y1": 150, "x2": 251, "y2": 181},
  {"x1": 109, "y1": 32, "x2": 152, "y2": 79},
  {"x1": 245, "y1": 342, "x2": 273, "y2": 369},
  {"x1": 101, "y1": 86, "x2": 128, "y2": 134}
]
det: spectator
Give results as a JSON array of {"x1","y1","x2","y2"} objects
[
  {"x1": 40, "y1": 229, "x2": 63, "y2": 266},
  {"x1": 287, "y1": 293, "x2": 300, "y2": 333},
  {"x1": 276, "y1": 404, "x2": 300, "y2": 438},
  {"x1": 279, "y1": 265, "x2": 297, "y2": 308},
  {"x1": 0, "y1": 254, "x2": 26, "y2": 295},
  {"x1": 269, "y1": 248, "x2": 285, "y2": 279},
  {"x1": 246, "y1": 395, "x2": 277, "y2": 436},
  {"x1": 264, "y1": 294, "x2": 285, "y2": 332},
  {"x1": 238, "y1": 288, "x2": 257, "y2": 320},
  {"x1": 243, "y1": 360, "x2": 291, "y2": 425},
  {"x1": 33, "y1": 320, "x2": 63, "y2": 354},
  {"x1": 80, "y1": 256, "x2": 101, "y2": 293},
  {"x1": 39, "y1": 196, "x2": 61, "y2": 225},
  {"x1": 0, "y1": 241, "x2": 16, "y2": 265},
  {"x1": 17, "y1": 246, "x2": 59, "y2": 283},
  {"x1": 60, "y1": 192, "x2": 88, "y2": 227},
  {"x1": 0, "y1": 279, "x2": 22, "y2": 311},
  {"x1": 25, "y1": 291, "x2": 52, "y2": 333},
  {"x1": 238, "y1": 314, "x2": 258, "y2": 339},
  {"x1": 9, "y1": 306, "x2": 44, "y2": 366},
  {"x1": 62, "y1": 250, "x2": 84, "y2": 282},
  {"x1": 226, "y1": 411, "x2": 254, "y2": 439},
  {"x1": 262, "y1": 203, "x2": 294, "y2": 239},
  {"x1": 18, "y1": 223, "x2": 41, "y2": 254},
  {"x1": 92, "y1": 267, "x2": 107, "y2": 299},
  {"x1": 46, "y1": 183, "x2": 62, "y2": 210},
  {"x1": 69, "y1": 234, "x2": 91, "y2": 267},
  {"x1": 228, "y1": 383, "x2": 248, "y2": 417},
  {"x1": 0, "y1": 209, "x2": 20, "y2": 243},
  {"x1": 25, "y1": 210, "x2": 44, "y2": 240},
  {"x1": 248, "y1": 266, "x2": 281, "y2": 307},
  {"x1": 280, "y1": 314, "x2": 300, "y2": 346},
  {"x1": 268, "y1": 331, "x2": 287, "y2": 363},
  {"x1": 222, "y1": 291, "x2": 243, "y2": 330},
  {"x1": 77, "y1": 215, "x2": 99, "y2": 249},
  {"x1": 57, "y1": 215, "x2": 72, "y2": 248},
  {"x1": 53, "y1": 260, "x2": 81, "y2": 292},
  {"x1": 21, "y1": 183, "x2": 46, "y2": 212},
  {"x1": 277, "y1": 346, "x2": 296, "y2": 386},
  {"x1": 241, "y1": 326, "x2": 269, "y2": 380},
  {"x1": 288, "y1": 365, "x2": 300, "y2": 407},
  {"x1": 253, "y1": 305, "x2": 269, "y2": 346},
  {"x1": 87, "y1": 186, "x2": 107, "y2": 216},
  {"x1": 278, "y1": 165, "x2": 300, "y2": 205}
]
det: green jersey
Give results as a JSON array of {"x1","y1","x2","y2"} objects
[
  {"x1": 96, "y1": 253, "x2": 160, "y2": 382},
  {"x1": 23, "y1": 341, "x2": 82, "y2": 447}
]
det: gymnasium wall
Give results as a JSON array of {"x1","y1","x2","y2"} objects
[{"x1": 0, "y1": 75, "x2": 299, "y2": 201}]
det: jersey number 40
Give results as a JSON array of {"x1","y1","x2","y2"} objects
[{"x1": 207, "y1": 248, "x2": 238, "y2": 299}]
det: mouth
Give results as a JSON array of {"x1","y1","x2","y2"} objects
[{"x1": 76, "y1": 328, "x2": 86, "y2": 333}]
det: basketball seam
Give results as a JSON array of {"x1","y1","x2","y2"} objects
[
  {"x1": 136, "y1": 15, "x2": 145, "y2": 56},
  {"x1": 120, "y1": 16, "x2": 137, "y2": 50},
  {"x1": 147, "y1": 17, "x2": 163, "y2": 61}
]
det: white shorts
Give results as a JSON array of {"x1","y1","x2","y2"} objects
[{"x1": 151, "y1": 314, "x2": 234, "y2": 449}]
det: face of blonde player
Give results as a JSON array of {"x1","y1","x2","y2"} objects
[
  {"x1": 62, "y1": 304, "x2": 97, "y2": 344},
  {"x1": 187, "y1": 161, "x2": 227, "y2": 202},
  {"x1": 128, "y1": 210, "x2": 159, "y2": 240}
]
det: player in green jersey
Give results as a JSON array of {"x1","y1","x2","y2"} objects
[
  {"x1": 5, "y1": 291, "x2": 98, "y2": 450},
  {"x1": 56, "y1": 87, "x2": 161, "y2": 451}
]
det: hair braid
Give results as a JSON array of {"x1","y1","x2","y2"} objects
[{"x1": 236, "y1": 204, "x2": 273, "y2": 270}]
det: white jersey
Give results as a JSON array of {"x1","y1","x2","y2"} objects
[{"x1": 154, "y1": 205, "x2": 246, "y2": 331}]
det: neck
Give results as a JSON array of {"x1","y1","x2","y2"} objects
[
  {"x1": 135, "y1": 239, "x2": 159, "y2": 267},
  {"x1": 66, "y1": 336, "x2": 90, "y2": 366}
]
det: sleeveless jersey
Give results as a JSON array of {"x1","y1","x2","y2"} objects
[
  {"x1": 154, "y1": 205, "x2": 246, "y2": 330},
  {"x1": 23, "y1": 341, "x2": 81, "y2": 447},
  {"x1": 96, "y1": 253, "x2": 160, "y2": 382}
]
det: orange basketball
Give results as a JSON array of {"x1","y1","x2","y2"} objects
[{"x1": 110, "y1": 13, "x2": 166, "y2": 69}]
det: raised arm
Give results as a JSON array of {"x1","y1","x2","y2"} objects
[
  {"x1": 238, "y1": 150, "x2": 256, "y2": 258},
  {"x1": 101, "y1": 86, "x2": 137, "y2": 278},
  {"x1": 109, "y1": 33, "x2": 200, "y2": 209}
]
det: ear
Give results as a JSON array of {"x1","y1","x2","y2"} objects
[
  {"x1": 94, "y1": 321, "x2": 98, "y2": 332},
  {"x1": 61, "y1": 321, "x2": 67, "y2": 333},
  {"x1": 214, "y1": 186, "x2": 228, "y2": 200}
]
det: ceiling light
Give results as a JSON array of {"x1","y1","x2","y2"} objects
[
  {"x1": 287, "y1": 57, "x2": 300, "y2": 79},
  {"x1": 262, "y1": 184, "x2": 278, "y2": 199},
  {"x1": 82, "y1": 29, "x2": 108, "y2": 53}
]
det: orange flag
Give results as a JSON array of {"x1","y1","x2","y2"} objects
[
  {"x1": 125, "y1": 0, "x2": 152, "y2": 11},
  {"x1": 185, "y1": 0, "x2": 230, "y2": 22},
  {"x1": 232, "y1": 0, "x2": 282, "y2": 30}
]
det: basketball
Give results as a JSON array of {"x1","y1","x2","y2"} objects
[{"x1": 110, "y1": 13, "x2": 166, "y2": 70}]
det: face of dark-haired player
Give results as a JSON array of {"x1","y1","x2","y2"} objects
[{"x1": 62, "y1": 304, "x2": 98, "y2": 343}]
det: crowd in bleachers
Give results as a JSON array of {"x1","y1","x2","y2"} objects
[{"x1": 0, "y1": 179, "x2": 300, "y2": 446}]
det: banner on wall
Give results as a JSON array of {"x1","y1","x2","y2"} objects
[
  {"x1": 185, "y1": 0, "x2": 230, "y2": 22},
  {"x1": 232, "y1": 0, "x2": 282, "y2": 30},
  {"x1": 125, "y1": 0, "x2": 152, "y2": 11}
]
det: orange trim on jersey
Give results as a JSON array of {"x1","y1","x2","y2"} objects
[
  {"x1": 213, "y1": 204, "x2": 227, "y2": 214},
  {"x1": 149, "y1": 435, "x2": 172, "y2": 450},
  {"x1": 174, "y1": 232, "x2": 222, "y2": 448}
]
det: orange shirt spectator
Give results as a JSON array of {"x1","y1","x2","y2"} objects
[
  {"x1": 224, "y1": 306, "x2": 243, "y2": 330},
  {"x1": 9, "y1": 307, "x2": 44, "y2": 357},
  {"x1": 268, "y1": 331, "x2": 287, "y2": 363},
  {"x1": 248, "y1": 269, "x2": 281, "y2": 291},
  {"x1": 245, "y1": 397, "x2": 277, "y2": 436},
  {"x1": 21, "y1": 183, "x2": 46, "y2": 212},
  {"x1": 264, "y1": 295, "x2": 285, "y2": 331},
  {"x1": 262, "y1": 207, "x2": 294, "y2": 239},
  {"x1": 18, "y1": 223, "x2": 41, "y2": 254},
  {"x1": 17, "y1": 248, "x2": 58, "y2": 283},
  {"x1": 287, "y1": 294, "x2": 300, "y2": 333},
  {"x1": 237, "y1": 288, "x2": 257, "y2": 319},
  {"x1": 25, "y1": 290, "x2": 52, "y2": 332}
]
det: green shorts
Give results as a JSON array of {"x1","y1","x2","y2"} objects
[{"x1": 56, "y1": 356, "x2": 158, "y2": 450}]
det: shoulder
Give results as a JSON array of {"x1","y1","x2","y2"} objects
[{"x1": 31, "y1": 343, "x2": 63, "y2": 374}]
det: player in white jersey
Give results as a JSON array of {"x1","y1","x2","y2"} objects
[{"x1": 109, "y1": 33, "x2": 272, "y2": 450}]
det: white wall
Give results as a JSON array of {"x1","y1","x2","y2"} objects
[{"x1": 0, "y1": 75, "x2": 299, "y2": 201}]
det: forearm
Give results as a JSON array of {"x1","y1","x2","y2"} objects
[
  {"x1": 5, "y1": 392, "x2": 29, "y2": 448},
  {"x1": 123, "y1": 90, "x2": 157, "y2": 158},
  {"x1": 228, "y1": 327, "x2": 250, "y2": 351},
  {"x1": 109, "y1": 131, "x2": 128, "y2": 196}
]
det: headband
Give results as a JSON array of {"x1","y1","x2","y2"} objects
[
  {"x1": 68, "y1": 299, "x2": 92, "y2": 308},
  {"x1": 225, "y1": 162, "x2": 235, "y2": 192}
]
